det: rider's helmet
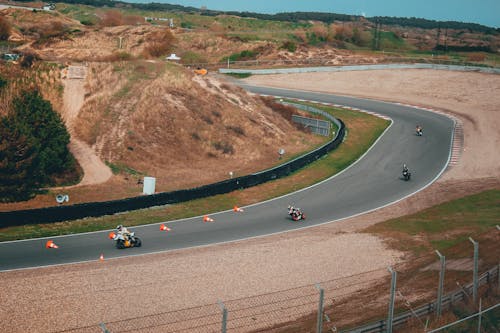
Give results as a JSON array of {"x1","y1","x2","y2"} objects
[{"x1": 116, "y1": 224, "x2": 123, "y2": 231}]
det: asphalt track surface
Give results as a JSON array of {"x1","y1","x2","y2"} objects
[{"x1": 0, "y1": 86, "x2": 454, "y2": 271}]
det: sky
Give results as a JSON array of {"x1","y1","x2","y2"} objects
[{"x1": 130, "y1": 0, "x2": 500, "y2": 28}]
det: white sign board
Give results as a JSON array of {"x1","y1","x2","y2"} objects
[{"x1": 143, "y1": 177, "x2": 156, "y2": 195}]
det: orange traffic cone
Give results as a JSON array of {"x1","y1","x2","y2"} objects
[
  {"x1": 233, "y1": 205, "x2": 244, "y2": 212},
  {"x1": 99, "y1": 254, "x2": 104, "y2": 261},
  {"x1": 45, "y1": 240, "x2": 59, "y2": 249},
  {"x1": 160, "y1": 224, "x2": 171, "y2": 232},
  {"x1": 203, "y1": 215, "x2": 214, "y2": 223}
]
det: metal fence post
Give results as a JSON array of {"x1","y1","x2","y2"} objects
[
  {"x1": 477, "y1": 298, "x2": 482, "y2": 333},
  {"x1": 99, "y1": 323, "x2": 110, "y2": 333},
  {"x1": 469, "y1": 237, "x2": 479, "y2": 304},
  {"x1": 387, "y1": 267, "x2": 397, "y2": 333},
  {"x1": 436, "y1": 250, "x2": 446, "y2": 317},
  {"x1": 315, "y1": 283, "x2": 324, "y2": 333},
  {"x1": 497, "y1": 226, "x2": 500, "y2": 292},
  {"x1": 218, "y1": 300, "x2": 227, "y2": 333}
]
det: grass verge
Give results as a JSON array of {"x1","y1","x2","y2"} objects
[
  {"x1": 365, "y1": 189, "x2": 500, "y2": 255},
  {"x1": 0, "y1": 103, "x2": 389, "y2": 241}
]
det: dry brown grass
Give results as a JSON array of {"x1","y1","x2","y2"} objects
[
  {"x1": 142, "y1": 28, "x2": 175, "y2": 58},
  {"x1": 0, "y1": 62, "x2": 64, "y2": 116}
]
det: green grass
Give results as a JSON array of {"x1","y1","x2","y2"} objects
[
  {"x1": 0, "y1": 102, "x2": 389, "y2": 241},
  {"x1": 105, "y1": 161, "x2": 144, "y2": 176},
  {"x1": 367, "y1": 189, "x2": 500, "y2": 252}
]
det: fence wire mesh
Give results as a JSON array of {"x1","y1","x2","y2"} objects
[{"x1": 55, "y1": 231, "x2": 499, "y2": 333}]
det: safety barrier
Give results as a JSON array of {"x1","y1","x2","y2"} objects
[
  {"x1": 0, "y1": 105, "x2": 344, "y2": 226},
  {"x1": 219, "y1": 63, "x2": 500, "y2": 75}
]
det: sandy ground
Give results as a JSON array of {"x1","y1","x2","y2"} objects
[
  {"x1": 61, "y1": 66, "x2": 112, "y2": 187},
  {"x1": 1, "y1": 69, "x2": 499, "y2": 332}
]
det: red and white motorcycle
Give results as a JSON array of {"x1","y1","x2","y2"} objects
[{"x1": 288, "y1": 205, "x2": 306, "y2": 221}]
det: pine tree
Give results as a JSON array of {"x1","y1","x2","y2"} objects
[
  {"x1": 12, "y1": 90, "x2": 71, "y2": 185},
  {"x1": 0, "y1": 116, "x2": 39, "y2": 202}
]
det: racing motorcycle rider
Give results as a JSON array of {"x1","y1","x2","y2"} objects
[
  {"x1": 288, "y1": 205, "x2": 302, "y2": 218},
  {"x1": 416, "y1": 125, "x2": 423, "y2": 136},
  {"x1": 402, "y1": 164, "x2": 410, "y2": 179},
  {"x1": 116, "y1": 224, "x2": 132, "y2": 243}
]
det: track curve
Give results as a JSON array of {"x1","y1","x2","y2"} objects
[{"x1": 0, "y1": 86, "x2": 454, "y2": 271}]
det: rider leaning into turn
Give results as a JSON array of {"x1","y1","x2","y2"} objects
[
  {"x1": 116, "y1": 224, "x2": 131, "y2": 240},
  {"x1": 403, "y1": 164, "x2": 409, "y2": 174}
]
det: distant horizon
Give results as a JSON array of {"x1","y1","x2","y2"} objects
[{"x1": 126, "y1": 0, "x2": 500, "y2": 28}]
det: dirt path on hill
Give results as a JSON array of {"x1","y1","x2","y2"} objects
[
  {"x1": 61, "y1": 65, "x2": 112, "y2": 187},
  {"x1": 1, "y1": 69, "x2": 499, "y2": 333}
]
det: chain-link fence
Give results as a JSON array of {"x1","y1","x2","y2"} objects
[{"x1": 55, "y1": 230, "x2": 499, "y2": 333}]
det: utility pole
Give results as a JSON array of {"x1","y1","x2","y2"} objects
[
  {"x1": 444, "y1": 27, "x2": 448, "y2": 53},
  {"x1": 436, "y1": 23, "x2": 441, "y2": 54}
]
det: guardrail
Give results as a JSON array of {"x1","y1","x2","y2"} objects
[
  {"x1": 0, "y1": 104, "x2": 344, "y2": 226},
  {"x1": 292, "y1": 115, "x2": 331, "y2": 136},
  {"x1": 219, "y1": 63, "x2": 500, "y2": 75},
  {"x1": 342, "y1": 266, "x2": 499, "y2": 333}
]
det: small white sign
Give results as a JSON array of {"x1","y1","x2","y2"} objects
[{"x1": 143, "y1": 177, "x2": 156, "y2": 195}]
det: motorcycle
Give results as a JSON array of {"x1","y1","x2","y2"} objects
[
  {"x1": 416, "y1": 126, "x2": 423, "y2": 136},
  {"x1": 288, "y1": 206, "x2": 306, "y2": 221},
  {"x1": 110, "y1": 231, "x2": 142, "y2": 249},
  {"x1": 402, "y1": 169, "x2": 411, "y2": 181}
]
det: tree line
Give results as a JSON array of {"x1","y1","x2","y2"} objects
[{"x1": 17, "y1": 0, "x2": 498, "y2": 33}]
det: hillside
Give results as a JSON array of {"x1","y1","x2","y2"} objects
[
  {"x1": 0, "y1": 6, "x2": 324, "y2": 208},
  {"x1": 1, "y1": 1, "x2": 499, "y2": 208}
]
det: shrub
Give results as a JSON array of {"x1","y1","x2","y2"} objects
[
  {"x1": 213, "y1": 141, "x2": 234, "y2": 155},
  {"x1": 0, "y1": 16, "x2": 11, "y2": 41},
  {"x1": 222, "y1": 49, "x2": 259, "y2": 62},
  {"x1": 143, "y1": 29, "x2": 176, "y2": 58},
  {"x1": 280, "y1": 41, "x2": 297, "y2": 52},
  {"x1": 20, "y1": 53, "x2": 38, "y2": 68},
  {"x1": 227, "y1": 125, "x2": 245, "y2": 136},
  {"x1": 80, "y1": 19, "x2": 95, "y2": 26},
  {"x1": 0, "y1": 75, "x2": 7, "y2": 90}
]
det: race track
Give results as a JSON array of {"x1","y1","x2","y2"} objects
[{"x1": 0, "y1": 86, "x2": 455, "y2": 271}]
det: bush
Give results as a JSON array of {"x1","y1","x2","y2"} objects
[
  {"x1": 213, "y1": 141, "x2": 234, "y2": 154},
  {"x1": 0, "y1": 75, "x2": 7, "y2": 90},
  {"x1": 20, "y1": 53, "x2": 38, "y2": 68},
  {"x1": 143, "y1": 29, "x2": 176, "y2": 58},
  {"x1": 0, "y1": 16, "x2": 11, "y2": 41},
  {"x1": 280, "y1": 41, "x2": 297, "y2": 52},
  {"x1": 222, "y1": 49, "x2": 259, "y2": 62},
  {"x1": 80, "y1": 19, "x2": 95, "y2": 26}
]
